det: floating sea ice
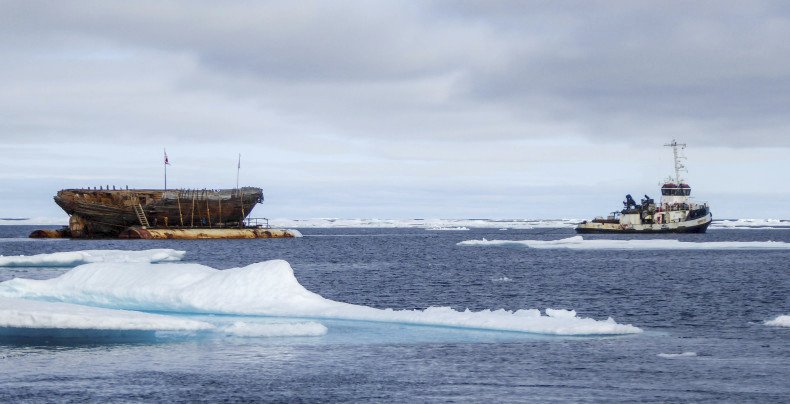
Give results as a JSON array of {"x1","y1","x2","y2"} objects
[
  {"x1": 0, "y1": 260, "x2": 641, "y2": 336},
  {"x1": 0, "y1": 249, "x2": 186, "y2": 267},
  {"x1": 0, "y1": 297, "x2": 212, "y2": 331},
  {"x1": 765, "y1": 315, "x2": 790, "y2": 327},
  {"x1": 458, "y1": 236, "x2": 790, "y2": 250},
  {"x1": 266, "y1": 218, "x2": 581, "y2": 229},
  {"x1": 710, "y1": 218, "x2": 790, "y2": 229},
  {"x1": 286, "y1": 229, "x2": 304, "y2": 238},
  {"x1": 222, "y1": 321, "x2": 327, "y2": 337},
  {"x1": 657, "y1": 352, "x2": 698, "y2": 358},
  {"x1": 426, "y1": 227, "x2": 470, "y2": 231}
]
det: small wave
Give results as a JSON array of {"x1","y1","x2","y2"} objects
[
  {"x1": 657, "y1": 352, "x2": 697, "y2": 358},
  {"x1": 492, "y1": 276, "x2": 512, "y2": 283},
  {"x1": 765, "y1": 315, "x2": 790, "y2": 327}
]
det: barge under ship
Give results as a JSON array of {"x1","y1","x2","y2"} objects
[
  {"x1": 34, "y1": 186, "x2": 297, "y2": 239},
  {"x1": 575, "y1": 140, "x2": 712, "y2": 234}
]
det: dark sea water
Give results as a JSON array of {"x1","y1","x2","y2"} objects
[{"x1": 0, "y1": 225, "x2": 788, "y2": 402}]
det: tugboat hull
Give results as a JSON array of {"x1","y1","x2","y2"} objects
[{"x1": 576, "y1": 214, "x2": 712, "y2": 234}]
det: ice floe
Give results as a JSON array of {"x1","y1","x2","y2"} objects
[
  {"x1": 222, "y1": 321, "x2": 327, "y2": 337},
  {"x1": 657, "y1": 352, "x2": 697, "y2": 358},
  {"x1": 268, "y1": 218, "x2": 581, "y2": 229},
  {"x1": 0, "y1": 297, "x2": 212, "y2": 331},
  {"x1": 426, "y1": 226, "x2": 470, "y2": 231},
  {"x1": 0, "y1": 260, "x2": 641, "y2": 336},
  {"x1": 765, "y1": 315, "x2": 790, "y2": 327},
  {"x1": 0, "y1": 249, "x2": 185, "y2": 267},
  {"x1": 458, "y1": 236, "x2": 790, "y2": 250},
  {"x1": 710, "y1": 219, "x2": 790, "y2": 230}
]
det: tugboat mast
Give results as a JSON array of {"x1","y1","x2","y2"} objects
[{"x1": 664, "y1": 139, "x2": 687, "y2": 183}]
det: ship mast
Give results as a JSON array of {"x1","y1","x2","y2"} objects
[{"x1": 664, "y1": 139, "x2": 687, "y2": 183}]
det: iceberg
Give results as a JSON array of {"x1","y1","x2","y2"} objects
[
  {"x1": 0, "y1": 296, "x2": 212, "y2": 331},
  {"x1": 0, "y1": 260, "x2": 640, "y2": 336},
  {"x1": 458, "y1": 236, "x2": 790, "y2": 250},
  {"x1": 0, "y1": 249, "x2": 185, "y2": 267},
  {"x1": 765, "y1": 315, "x2": 790, "y2": 327}
]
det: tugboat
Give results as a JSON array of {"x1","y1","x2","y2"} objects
[{"x1": 576, "y1": 140, "x2": 712, "y2": 234}]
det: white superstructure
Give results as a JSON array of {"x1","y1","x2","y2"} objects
[{"x1": 576, "y1": 140, "x2": 712, "y2": 233}]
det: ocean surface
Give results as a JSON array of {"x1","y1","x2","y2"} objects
[{"x1": 1, "y1": 225, "x2": 788, "y2": 402}]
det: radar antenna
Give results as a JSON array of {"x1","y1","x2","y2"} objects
[{"x1": 664, "y1": 139, "x2": 687, "y2": 183}]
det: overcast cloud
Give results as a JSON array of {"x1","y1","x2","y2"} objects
[{"x1": 1, "y1": 1, "x2": 788, "y2": 220}]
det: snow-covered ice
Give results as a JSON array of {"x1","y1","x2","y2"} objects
[
  {"x1": 267, "y1": 218, "x2": 581, "y2": 229},
  {"x1": 765, "y1": 315, "x2": 790, "y2": 327},
  {"x1": 657, "y1": 352, "x2": 697, "y2": 358},
  {"x1": 426, "y1": 226, "x2": 470, "y2": 231},
  {"x1": 0, "y1": 297, "x2": 212, "y2": 331},
  {"x1": 222, "y1": 321, "x2": 327, "y2": 337},
  {"x1": 710, "y1": 219, "x2": 790, "y2": 230},
  {"x1": 0, "y1": 249, "x2": 185, "y2": 267},
  {"x1": 458, "y1": 236, "x2": 790, "y2": 250},
  {"x1": 0, "y1": 260, "x2": 641, "y2": 336}
]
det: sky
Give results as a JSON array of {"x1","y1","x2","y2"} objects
[{"x1": 1, "y1": 0, "x2": 789, "y2": 222}]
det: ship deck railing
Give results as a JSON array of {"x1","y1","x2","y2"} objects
[{"x1": 243, "y1": 217, "x2": 271, "y2": 229}]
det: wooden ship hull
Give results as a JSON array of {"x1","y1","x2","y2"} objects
[{"x1": 52, "y1": 187, "x2": 264, "y2": 238}]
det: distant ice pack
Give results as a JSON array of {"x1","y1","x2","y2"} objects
[
  {"x1": 0, "y1": 249, "x2": 186, "y2": 267},
  {"x1": 267, "y1": 218, "x2": 581, "y2": 229},
  {"x1": 458, "y1": 236, "x2": 790, "y2": 250},
  {"x1": 710, "y1": 219, "x2": 790, "y2": 230},
  {"x1": 0, "y1": 260, "x2": 641, "y2": 336}
]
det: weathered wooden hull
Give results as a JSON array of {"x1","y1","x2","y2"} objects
[
  {"x1": 119, "y1": 227, "x2": 299, "y2": 239},
  {"x1": 54, "y1": 187, "x2": 263, "y2": 238}
]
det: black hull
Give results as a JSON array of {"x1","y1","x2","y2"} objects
[{"x1": 575, "y1": 221, "x2": 711, "y2": 234}]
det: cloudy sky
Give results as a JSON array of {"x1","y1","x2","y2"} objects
[{"x1": 1, "y1": 0, "x2": 789, "y2": 221}]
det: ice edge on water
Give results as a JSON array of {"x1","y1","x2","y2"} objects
[
  {"x1": 0, "y1": 249, "x2": 186, "y2": 267},
  {"x1": 458, "y1": 236, "x2": 790, "y2": 250},
  {"x1": 222, "y1": 321, "x2": 327, "y2": 337},
  {"x1": 0, "y1": 260, "x2": 641, "y2": 336},
  {"x1": 0, "y1": 297, "x2": 212, "y2": 331}
]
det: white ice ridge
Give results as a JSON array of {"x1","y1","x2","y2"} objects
[
  {"x1": 711, "y1": 219, "x2": 790, "y2": 230},
  {"x1": 267, "y1": 218, "x2": 581, "y2": 229},
  {"x1": 0, "y1": 297, "x2": 212, "y2": 331},
  {"x1": 222, "y1": 321, "x2": 327, "y2": 337},
  {"x1": 458, "y1": 236, "x2": 790, "y2": 250},
  {"x1": 0, "y1": 249, "x2": 185, "y2": 267},
  {"x1": 765, "y1": 315, "x2": 790, "y2": 327},
  {"x1": 426, "y1": 226, "x2": 470, "y2": 231},
  {"x1": 0, "y1": 260, "x2": 641, "y2": 336}
]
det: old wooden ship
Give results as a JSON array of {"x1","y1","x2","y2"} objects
[{"x1": 32, "y1": 186, "x2": 298, "y2": 239}]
